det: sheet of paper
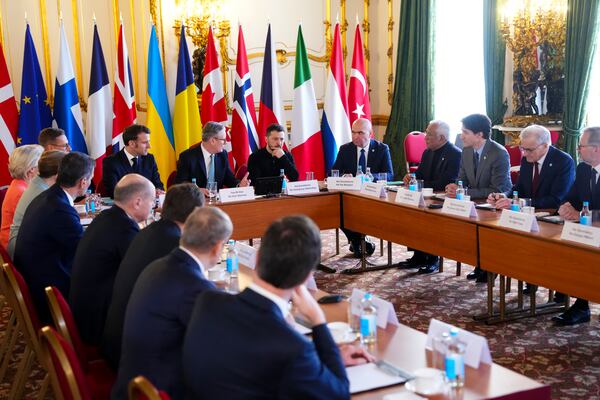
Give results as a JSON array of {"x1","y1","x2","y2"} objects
[
  {"x1": 80, "y1": 217, "x2": 93, "y2": 226},
  {"x1": 347, "y1": 363, "x2": 406, "y2": 394},
  {"x1": 475, "y1": 203, "x2": 495, "y2": 210}
]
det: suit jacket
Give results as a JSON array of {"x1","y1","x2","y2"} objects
[
  {"x1": 174, "y1": 146, "x2": 238, "y2": 189},
  {"x1": 182, "y1": 288, "x2": 349, "y2": 400},
  {"x1": 112, "y1": 248, "x2": 216, "y2": 400},
  {"x1": 332, "y1": 139, "x2": 394, "y2": 181},
  {"x1": 102, "y1": 219, "x2": 181, "y2": 369},
  {"x1": 102, "y1": 149, "x2": 164, "y2": 198},
  {"x1": 564, "y1": 162, "x2": 600, "y2": 211},
  {"x1": 511, "y1": 146, "x2": 575, "y2": 209},
  {"x1": 457, "y1": 139, "x2": 512, "y2": 199},
  {"x1": 69, "y1": 205, "x2": 139, "y2": 346},
  {"x1": 13, "y1": 184, "x2": 83, "y2": 324},
  {"x1": 415, "y1": 141, "x2": 462, "y2": 191}
]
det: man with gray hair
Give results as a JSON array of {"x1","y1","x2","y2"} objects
[
  {"x1": 488, "y1": 124, "x2": 574, "y2": 210},
  {"x1": 552, "y1": 126, "x2": 600, "y2": 326},
  {"x1": 112, "y1": 207, "x2": 232, "y2": 399},
  {"x1": 175, "y1": 121, "x2": 250, "y2": 191},
  {"x1": 70, "y1": 173, "x2": 156, "y2": 346},
  {"x1": 398, "y1": 120, "x2": 461, "y2": 273}
]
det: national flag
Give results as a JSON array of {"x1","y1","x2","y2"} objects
[
  {"x1": 17, "y1": 24, "x2": 52, "y2": 146},
  {"x1": 86, "y1": 23, "x2": 112, "y2": 185},
  {"x1": 258, "y1": 24, "x2": 287, "y2": 150},
  {"x1": 290, "y1": 26, "x2": 325, "y2": 180},
  {"x1": 348, "y1": 24, "x2": 371, "y2": 127},
  {"x1": 147, "y1": 26, "x2": 176, "y2": 183},
  {"x1": 321, "y1": 23, "x2": 351, "y2": 172},
  {"x1": 230, "y1": 25, "x2": 258, "y2": 168},
  {"x1": 54, "y1": 22, "x2": 87, "y2": 153},
  {"x1": 112, "y1": 23, "x2": 136, "y2": 153},
  {"x1": 173, "y1": 26, "x2": 201, "y2": 156},
  {"x1": 0, "y1": 43, "x2": 18, "y2": 187}
]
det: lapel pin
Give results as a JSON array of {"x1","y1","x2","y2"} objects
[{"x1": 549, "y1": 163, "x2": 553, "y2": 167}]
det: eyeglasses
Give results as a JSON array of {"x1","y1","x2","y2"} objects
[
  {"x1": 577, "y1": 144, "x2": 598, "y2": 150},
  {"x1": 51, "y1": 143, "x2": 71, "y2": 150},
  {"x1": 213, "y1": 137, "x2": 227, "y2": 143},
  {"x1": 519, "y1": 143, "x2": 545, "y2": 153}
]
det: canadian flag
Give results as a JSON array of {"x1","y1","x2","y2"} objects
[
  {"x1": 0, "y1": 44, "x2": 18, "y2": 187},
  {"x1": 347, "y1": 24, "x2": 371, "y2": 128}
]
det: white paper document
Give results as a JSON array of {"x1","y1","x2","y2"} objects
[{"x1": 347, "y1": 363, "x2": 406, "y2": 394}]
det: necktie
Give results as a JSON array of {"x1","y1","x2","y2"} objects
[
  {"x1": 131, "y1": 157, "x2": 139, "y2": 172},
  {"x1": 473, "y1": 151, "x2": 480, "y2": 176},
  {"x1": 358, "y1": 148, "x2": 366, "y2": 175},
  {"x1": 207, "y1": 154, "x2": 215, "y2": 184},
  {"x1": 592, "y1": 168, "x2": 598, "y2": 204},
  {"x1": 532, "y1": 162, "x2": 540, "y2": 195}
]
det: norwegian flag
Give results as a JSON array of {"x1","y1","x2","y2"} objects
[
  {"x1": 230, "y1": 25, "x2": 259, "y2": 168},
  {"x1": 111, "y1": 24, "x2": 136, "y2": 153},
  {"x1": 258, "y1": 24, "x2": 287, "y2": 150},
  {"x1": 0, "y1": 44, "x2": 17, "y2": 187},
  {"x1": 201, "y1": 26, "x2": 233, "y2": 166},
  {"x1": 348, "y1": 24, "x2": 371, "y2": 127}
]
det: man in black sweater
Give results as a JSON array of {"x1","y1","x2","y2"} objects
[{"x1": 247, "y1": 123, "x2": 299, "y2": 182}]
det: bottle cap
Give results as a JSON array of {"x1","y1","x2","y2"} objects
[
  {"x1": 583, "y1": 201, "x2": 589, "y2": 206},
  {"x1": 450, "y1": 327, "x2": 459, "y2": 336},
  {"x1": 364, "y1": 293, "x2": 372, "y2": 300}
]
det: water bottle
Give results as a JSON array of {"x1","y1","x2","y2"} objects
[
  {"x1": 580, "y1": 201, "x2": 592, "y2": 226},
  {"x1": 456, "y1": 181, "x2": 465, "y2": 200},
  {"x1": 408, "y1": 173, "x2": 418, "y2": 191},
  {"x1": 191, "y1": 178, "x2": 197, "y2": 186},
  {"x1": 510, "y1": 191, "x2": 520, "y2": 212},
  {"x1": 445, "y1": 328, "x2": 465, "y2": 388},
  {"x1": 86, "y1": 189, "x2": 96, "y2": 215},
  {"x1": 226, "y1": 240, "x2": 239, "y2": 278},
  {"x1": 365, "y1": 167, "x2": 374, "y2": 183},
  {"x1": 356, "y1": 166, "x2": 366, "y2": 184},
  {"x1": 359, "y1": 293, "x2": 377, "y2": 344},
  {"x1": 280, "y1": 169, "x2": 287, "y2": 194}
]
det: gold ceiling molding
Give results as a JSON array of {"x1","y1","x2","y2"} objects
[{"x1": 371, "y1": 114, "x2": 389, "y2": 126}]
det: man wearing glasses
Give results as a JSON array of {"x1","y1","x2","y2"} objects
[
  {"x1": 175, "y1": 121, "x2": 250, "y2": 194},
  {"x1": 552, "y1": 126, "x2": 600, "y2": 326},
  {"x1": 38, "y1": 127, "x2": 71, "y2": 152}
]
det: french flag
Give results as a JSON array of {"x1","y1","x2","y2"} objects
[
  {"x1": 321, "y1": 23, "x2": 351, "y2": 172},
  {"x1": 230, "y1": 25, "x2": 258, "y2": 167},
  {"x1": 258, "y1": 24, "x2": 286, "y2": 150}
]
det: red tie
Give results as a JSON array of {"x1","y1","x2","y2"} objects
[{"x1": 532, "y1": 162, "x2": 540, "y2": 195}]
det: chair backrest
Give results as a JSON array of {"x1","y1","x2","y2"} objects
[
  {"x1": 0, "y1": 186, "x2": 8, "y2": 226},
  {"x1": 2, "y1": 262, "x2": 42, "y2": 352},
  {"x1": 403, "y1": 131, "x2": 427, "y2": 173},
  {"x1": 39, "y1": 326, "x2": 92, "y2": 400},
  {"x1": 128, "y1": 375, "x2": 171, "y2": 400},
  {"x1": 45, "y1": 286, "x2": 90, "y2": 370},
  {"x1": 166, "y1": 171, "x2": 177, "y2": 189},
  {"x1": 505, "y1": 145, "x2": 522, "y2": 167},
  {"x1": 235, "y1": 164, "x2": 248, "y2": 180},
  {"x1": 0, "y1": 242, "x2": 12, "y2": 265}
]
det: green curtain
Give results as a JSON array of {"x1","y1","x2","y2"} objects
[
  {"x1": 483, "y1": 0, "x2": 507, "y2": 145},
  {"x1": 563, "y1": 0, "x2": 600, "y2": 160},
  {"x1": 383, "y1": 0, "x2": 435, "y2": 179}
]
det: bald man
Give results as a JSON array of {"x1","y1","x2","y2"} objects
[
  {"x1": 70, "y1": 173, "x2": 156, "y2": 346},
  {"x1": 332, "y1": 118, "x2": 394, "y2": 257}
]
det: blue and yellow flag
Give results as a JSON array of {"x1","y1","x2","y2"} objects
[
  {"x1": 147, "y1": 26, "x2": 176, "y2": 184},
  {"x1": 17, "y1": 24, "x2": 52, "y2": 145},
  {"x1": 173, "y1": 26, "x2": 201, "y2": 156}
]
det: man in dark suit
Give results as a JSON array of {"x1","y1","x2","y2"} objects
[
  {"x1": 332, "y1": 118, "x2": 394, "y2": 257},
  {"x1": 14, "y1": 152, "x2": 94, "y2": 323},
  {"x1": 70, "y1": 174, "x2": 155, "y2": 346},
  {"x1": 102, "y1": 124, "x2": 164, "y2": 198},
  {"x1": 112, "y1": 207, "x2": 232, "y2": 399},
  {"x1": 399, "y1": 120, "x2": 461, "y2": 273},
  {"x1": 247, "y1": 123, "x2": 299, "y2": 182},
  {"x1": 446, "y1": 113, "x2": 512, "y2": 282},
  {"x1": 102, "y1": 183, "x2": 204, "y2": 369},
  {"x1": 175, "y1": 121, "x2": 250, "y2": 191},
  {"x1": 552, "y1": 127, "x2": 600, "y2": 326},
  {"x1": 183, "y1": 215, "x2": 373, "y2": 399}
]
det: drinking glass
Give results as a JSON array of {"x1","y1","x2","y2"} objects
[
  {"x1": 417, "y1": 179, "x2": 424, "y2": 192},
  {"x1": 305, "y1": 171, "x2": 315, "y2": 181},
  {"x1": 376, "y1": 173, "x2": 388, "y2": 184},
  {"x1": 207, "y1": 182, "x2": 218, "y2": 204}
]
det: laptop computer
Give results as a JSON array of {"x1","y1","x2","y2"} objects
[{"x1": 253, "y1": 176, "x2": 284, "y2": 196}]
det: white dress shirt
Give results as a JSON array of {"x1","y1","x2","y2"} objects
[
  {"x1": 62, "y1": 189, "x2": 75, "y2": 207},
  {"x1": 124, "y1": 148, "x2": 137, "y2": 167},
  {"x1": 179, "y1": 246, "x2": 207, "y2": 276},
  {"x1": 248, "y1": 282, "x2": 291, "y2": 319}
]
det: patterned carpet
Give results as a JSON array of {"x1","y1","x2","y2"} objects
[{"x1": 1, "y1": 229, "x2": 599, "y2": 399}]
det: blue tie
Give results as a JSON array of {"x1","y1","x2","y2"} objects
[
  {"x1": 358, "y1": 148, "x2": 366, "y2": 175},
  {"x1": 207, "y1": 154, "x2": 215, "y2": 185},
  {"x1": 474, "y1": 151, "x2": 480, "y2": 176}
]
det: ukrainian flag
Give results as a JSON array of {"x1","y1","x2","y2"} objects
[
  {"x1": 146, "y1": 26, "x2": 176, "y2": 184},
  {"x1": 173, "y1": 26, "x2": 201, "y2": 157}
]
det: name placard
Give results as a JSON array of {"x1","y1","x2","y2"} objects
[
  {"x1": 498, "y1": 209, "x2": 539, "y2": 232},
  {"x1": 441, "y1": 198, "x2": 477, "y2": 218},
  {"x1": 426, "y1": 318, "x2": 492, "y2": 368},
  {"x1": 360, "y1": 182, "x2": 387, "y2": 199},
  {"x1": 235, "y1": 242, "x2": 257, "y2": 269},
  {"x1": 327, "y1": 177, "x2": 362, "y2": 191},
  {"x1": 219, "y1": 186, "x2": 255, "y2": 203},
  {"x1": 393, "y1": 188, "x2": 425, "y2": 207},
  {"x1": 349, "y1": 288, "x2": 399, "y2": 329},
  {"x1": 560, "y1": 222, "x2": 600, "y2": 248},
  {"x1": 286, "y1": 180, "x2": 320, "y2": 195}
]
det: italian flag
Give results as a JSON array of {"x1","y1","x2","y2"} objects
[{"x1": 291, "y1": 26, "x2": 325, "y2": 180}]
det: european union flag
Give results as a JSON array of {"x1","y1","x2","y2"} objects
[{"x1": 17, "y1": 24, "x2": 52, "y2": 146}]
